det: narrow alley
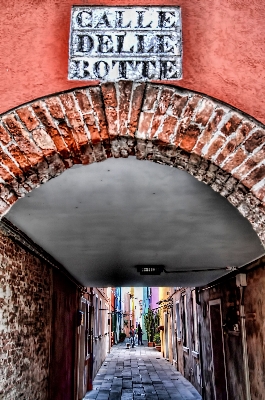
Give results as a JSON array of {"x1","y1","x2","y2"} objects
[{"x1": 84, "y1": 342, "x2": 202, "y2": 400}]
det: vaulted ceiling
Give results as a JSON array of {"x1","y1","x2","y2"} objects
[{"x1": 5, "y1": 157, "x2": 264, "y2": 287}]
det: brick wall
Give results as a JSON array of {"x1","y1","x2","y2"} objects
[
  {"x1": 0, "y1": 221, "x2": 82, "y2": 400},
  {"x1": 0, "y1": 227, "x2": 52, "y2": 400}
]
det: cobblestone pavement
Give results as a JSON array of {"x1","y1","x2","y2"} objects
[{"x1": 84, "y1": 341, "x2": 202, "y2": 400}]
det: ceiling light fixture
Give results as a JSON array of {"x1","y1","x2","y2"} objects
[
  {"x1": 136, "y1": 265, "x2": 165, "y2": 275},
  {"x1": 136, "y1": 265, "x2": 238, "y2": 275}
]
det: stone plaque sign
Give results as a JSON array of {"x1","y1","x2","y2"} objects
[{"x1": 68, "y1": 6, "x2": 182, "y2": 81}]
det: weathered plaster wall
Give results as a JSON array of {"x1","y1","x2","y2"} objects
[
  {"x1": 0, "y1": 1, "x2": 265, "y2": 123},
  {"x1": 0, "y1": 228, "x2": 52, "y2": 400}
]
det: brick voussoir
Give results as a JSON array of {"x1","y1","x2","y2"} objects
[
  {"x1": 149, "y1": 87, "x2": 175, "y2": 139},
  {"x1": 2, "y1": 114, "x2": 45, "y2": 165},
  {"x1": 16, "y1": 106, "x2": 40, "y2": 132},
  {"x1": 118, "y1": 81, "x2": 133, "y2": 137},
  {"x1": 31, "y1": 101, "x2": 72, "y2": 159},
  {"x1": 127, "y1": 82, "x2": 146, "y2": 137},
  {"x1": 59, "y1": 93, "x2": 89, "y2": 147},
  {"x1": 101, "y1": 83, "x2": 118, "y2": 139},
  {"x1": 57, "y1": 121, "x2": 81, "y2": 158},
  {"x1": 142, "y1": 84, "x2": 160, "y2": 111},
  {"x1": 193, "y1": 108, "x2": 226, "y2": 155},
  {"x1": 0, "y1": 147, "x2": 23, "y2": 177},
  {"x1": 0, "y1": 124, "x2": 12, "y2": 146},
  {"x1": 88, "y1": 86, "x2": 109, "y2": 141}
]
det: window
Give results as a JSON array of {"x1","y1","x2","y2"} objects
[
  {"x1": 181, "y1": 293, "x2": 188, "y2": 348},
  {"x1": 176, "y1": 301, "x2": 181, "y2": 340},
  {"x1": 95, "y1": 295, "x2": 98, "y2": 337},
  {"x1": 191, "y1": 290, "x2": 199, "y2": 353},
  {"x1": 99, "y1": 299, "x2": 102, "y2": 336}
]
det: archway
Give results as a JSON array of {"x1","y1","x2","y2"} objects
[{"x1": 0, "y1": 82, "x2": 264, "y2": 246}]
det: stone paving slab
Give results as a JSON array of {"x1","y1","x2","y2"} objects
[{"x1": 84, "y1": 342, "x2": 202, "y2": 400}]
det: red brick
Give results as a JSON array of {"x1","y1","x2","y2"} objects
[
  {"x1": 0, "y1": 164, "x2": 14, "y2": 183},
  {"x1": 75, "y1": 90, "x2": 102, "y2": 144},
  {"x1": 234, "y1": 159, "x2": 257, "y2": 180},
  {"x1": 75, "y1": 90, "x2": 92, "y2": 114},
  {"x1": 244, "y1": 129, "x2": 265, "y2": 153},
  {"x1": 3, "y1": 114, "x2": 44, "y2": 165},
  {"x1": 142, "y1": 85, "x2": 159, "y2": 111},
  {"x1": 45, "y1": 97, "x2": 65, "y2": 120},
  {"x1": 232, "y1": 145, "x2": 265, "y2": 180},
  {"x1": 217, "y1": 122, "x2": 254, "y2": 165},
  {"x1": 0, "y1": 125, "x2": 11, "y2": 145},
  {"x1": 16, "y1": 106, "x2": 39, "y2": 131},
  {"x1": 127, "y1": 83, "x2": 145, "y2": 137},
  {"x1": 59, "y1": 93, "x2": 88, "y2": 147},
  {"x1": 252, "y1": 183, "x2": 265, "y2": 202},
  {"x1": 180, "y1": 125, "x2": 201, "y2": 152},
  {"x1": 118, "y1": 81, "x2": 133, "y2": 136},
  {"x1": 81, "y1": 114, "x2": 100, "y2": 143},
  {"x1": 182, "y1": 95, "x2": 202, "y2": 118},
  {"x1": 101, "y1": 82, "x2": 117, "y2": 107},
  {"x1": 32, "y1": 102, "x2": 71, "y2": 159},
  {"x1": 101, "y1": 82, "x2": 118, "y2": 138},
  {"x1": 171, "y1": 93, "x2": 188, "y2": 118},
  {"x1": 0, "y1": 148, "x2": 23, "y2": 177},
  {"x1": 57, "y1": 123, "x2": 80, "y2": 157},
  {"x1": 215, "y1": 139, "x2": 238, "y2": 165},
  {"x1": 193, "y1": 108, "x2": 225, "y2": 154},
  {"x1": 59, "y1": 93, "x2": 81, "y2": 127},
  {"x1": 242, "y1": 165, "x2": 265, "y2": 189},
  {"x1": 89, "y1": 87, "x2": 109, "y2": 140},
  {"x1": 220, "y1": 114, "x2": 242, "y2": 136},
  {"x1": 203, "y1": 135, "x2": 226, "y2": 159},
  {"x1": 174, "y1": 122, "x2": 185, "y2": 147},
  {"x1": 31, "y1": 128, "x2": 57, "y2": 157},
  {"x1": 235, "y1": 122, "x2": 254, "y2": 145},
  {"x1": 7, "y1": 143, "x2": 31, "y2": 171},
  {"x1": 137, "y1": 112, "x2": 153, "y2": 139},
  {"x1": 251, "y1": 144, "x2": 265, "y2": 164},
  {"x1": 194, "y1": 99, "x2": 214, "y2": 126},
  {"x1": 222, "y1": 148, "x2": 248, "y2": 173},
  {"x1": 149, "y1": 88, "x2": 174, "y2": 138},
  {"x1": 158, "y1": 115, "x2": 178, "y2": 143}
]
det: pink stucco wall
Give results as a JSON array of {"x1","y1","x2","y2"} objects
[{"x1": 1, "y1": 1, "x2": 265, "y2": 123}]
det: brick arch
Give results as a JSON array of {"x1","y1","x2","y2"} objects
[{"x1": 0, "y1": 82, "x2": 265, "y2": 245}]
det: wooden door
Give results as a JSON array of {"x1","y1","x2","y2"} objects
[{"x1": 209, "y1": 299, "x2": 228, "y2": 400}]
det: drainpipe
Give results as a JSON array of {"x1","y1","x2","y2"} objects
[{"x1": 236, "y1": 274, "x2": 251, "y2": 400}]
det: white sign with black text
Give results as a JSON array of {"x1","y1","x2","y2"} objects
[{"x1": 68, "y1": 6, "x2": 182, "y2": 81}]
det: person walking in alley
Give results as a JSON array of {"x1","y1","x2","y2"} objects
[
  {"x1": 129, "y1": 325, "x2": 135, "y2": 347},
  {"x1": 137, "y1": 323, "x2": 143, "y2": 345}
]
